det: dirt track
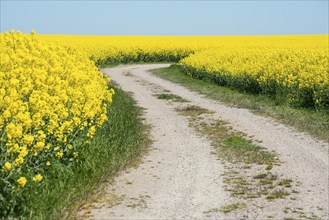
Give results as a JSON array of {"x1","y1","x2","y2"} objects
[{"x1": 80, "y1": 64, "x2": 328, "y2": 219}]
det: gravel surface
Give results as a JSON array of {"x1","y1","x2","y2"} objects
[{"x1": 81, "y1": 64, "x2": 328, "y2": 219}]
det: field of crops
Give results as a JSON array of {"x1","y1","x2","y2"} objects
[
  {"x1": 37, "y1": 34, "x2": 329, "y2": 108},
  {"x1": 0, "y1": 30, "x2": 328, "y2": 216},
  {"x1": 0, "y1": 31, "x2": 114, "y2": 215}
]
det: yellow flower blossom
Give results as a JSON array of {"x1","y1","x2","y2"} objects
[
  {"x1": 34, "y1": 141, "x2": 45, "y2": 151},
  {"x1": 17, "y1": 177, "x2": 27, "y2": 188},
  {"x1": 87, "y1": 126, "x2": 96, "y2": 137},
  {"x1": 32, "y1": 174, "x2": 43, "y2": 183},
  {"x1": 23, "y1": 135, "x2": 34, "y2": 145},
  {"x1": 3, "y1": 162, "x2": 12, "y2": 171},
  {"x1": 14, "y1": 157, "x2": 24, "y2": 166},
  {"x1": 56, "y1": 151, "x2": 64, "y2": 159},
  {"x1": 0, "y1": 30, "x2": 114, "y2": 183}
]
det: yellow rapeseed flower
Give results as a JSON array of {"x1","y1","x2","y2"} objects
[
  {"x1": 3, "y1": 162, "x2": 12, "y2": 171},
  {"x1": 23, "y1": 135, "x2": 34, "y2": 145},
  {"x1": 34, "y1": 141, "x2": 45, "y2": 151},
  {"x1": 32, "y1": 174, "x2": 43, "y2": 183},
  {"x1": 0, "y1": 30, "x2": 114, "y2": 185},
  {"x1": 56, "y1": 151, "x2": 64, "y2": 159},
  {"x1": 17, "y1": 177, "x2": 27, "y2": 188},
  {"x1": 14, "y1": 157, "x2": 24, "y2": 167},
  {"x1": 73, "y1": 152, "x2": 78, "y2": 158}
]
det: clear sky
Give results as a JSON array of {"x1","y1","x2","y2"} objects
[{"x1": 1, "y1": 0, "x2": 328, "y2": 36}]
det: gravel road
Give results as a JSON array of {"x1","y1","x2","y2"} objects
[{"x1": 80, "y1": 64, "x2": 328, "y2": 219}]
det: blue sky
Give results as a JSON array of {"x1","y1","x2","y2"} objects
[{"x1": 1, "y1": 0, "x2": 328, "y2": 36}]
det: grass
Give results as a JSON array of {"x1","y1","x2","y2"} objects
[
  {"x1": 188, "y1": 118, "x2": 278, "y2": 166},
  {"x1": 25, "y1": 84, "x2": 151, "y2": 219},
  {"x1": 174, "y1": 103, "x2": 295, "y2": 201},
  {"x1": 266, "y1": 190, "x2": 290, "y2": 200},
  {"x1": 278, "y1": 179, "x2": 293, "y2": 188},
  {"x1": 174, "y1": 102, "x2": 290, "y2": 201},
  {"x1": 219, "y1": 203, "x2": 246, "y2": 213},
  {"x1": 259, "y1": 174, "x2": 278, "y2": 185},
  {"x1": 223, "y1": 170, "x2": 293, "y2": 200},
  {"x1": 177, "y1": 109, "x2": 268, "y2": 164},
  {"x1": 223, "y1": 174, "x2": 251, "y2": 197},
  {"x1": 156, "y1": 93, "x2": 187, "y2": 102},
  {"x1": 222, "y1": 135, "x2": 277, "y2": 165},
  {"x1": 204, "y1": 203, "x2": 246, "y2": 214},
  {"x1": 253, "y1": 173, "x2": 269, "y2": 179},
  {"x1": 97, "y1": 60, "x2": 170, "y2": 69},
  {"x1": 177, "y1": 105, "x2": 214, "y2": 116},
  {"x1": 152, "y1": 65, "x2": 329, "y2": 143}
]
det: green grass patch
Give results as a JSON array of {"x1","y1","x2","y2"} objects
[
  {"x1": 260, "y1": 176, "x2": 278, "y2": 186},
  {"x1": 191, "y1": 119, "x2": 278, "y2": 166},
  {"x1": 19, "y1": 84, "x2": 151, "y2": 219},
  {"x1": 152, "y1": 65, "x2": 329, "y2": 143},
  {"x1": 177, "y1": 105, "x2": 214, "y2": 116},
  {"x1": 204, "y1": 203, "x2": 246, "y2": 214},
  {"x1": 253, "y1": 173, "x2": 268, "y2": 179},
  {"x1": 266, "y1": 190, "x2": 290, "y2": 200},
  {"x1": 222, "y1": 135, "x2": 277, "y2": 165},
  {"x1": 156, "y1": 93, "x2": 187, "y2": 102},
  {"x1": 97, "y1": 60, "x2": 170, "y2": 69},
  {"x1": 218, "y1": 203, "x2": 247, "y2": 213},
  {"x1": 278, "y1": 179, "x2": 293, "y2": 188},
  {"x1": 223, "y1": 170, "x2": 293, "y2": 200}
]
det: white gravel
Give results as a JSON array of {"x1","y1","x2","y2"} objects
[{"x1": 84, "y1": 64, "x2": 328, "y2": 219}]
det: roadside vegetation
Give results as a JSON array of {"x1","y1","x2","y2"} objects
[
  {"x1": 152, "y1": 65, "x2": 329, "y2": 143},
  {"x1": 1, "y1": 84, "x2": 151, "y2": 219}
]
